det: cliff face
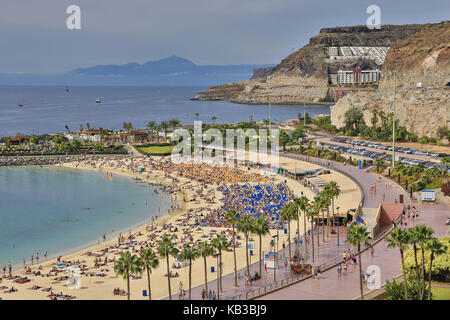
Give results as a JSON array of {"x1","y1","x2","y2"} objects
[
  {"x1": 194, "y1": 24, "x2": 424, "y2": 104},
  {"x1": 331, "y1": 21, "x2": 450, "y2": 138},
  {"x1": 379, "y1": 21, "x2": 450, "y2": 89},
  {"x1": 330, "y1": 89, "x2": 449, "y2": 138}
]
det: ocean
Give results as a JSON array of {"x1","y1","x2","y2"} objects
[
  {"x1": 0, "y1": 85, "x2": 330, "y2": 136},
  {"x1": 0, "y1": 166, "x2": 171, "y2": 266}
]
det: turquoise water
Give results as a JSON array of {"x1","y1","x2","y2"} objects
[{"x1": 0, "y1": 166, "x2": 171, "y2": 266}]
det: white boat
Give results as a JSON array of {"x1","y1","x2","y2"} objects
[{"x1": 96, "y1": 98, "x2": 101, "y2": 103}]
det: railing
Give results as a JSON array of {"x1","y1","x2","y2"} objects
[{"x1": 280, "y1": 152, "x2": 366, "y2": 208}]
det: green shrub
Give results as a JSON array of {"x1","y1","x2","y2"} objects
[
  {"x1": 403, "y1": 237, "x2": 450, "y2": 282},
  {"x1": 418, "y1": 137, "x2": 428, "y2": 144},
  {"x1": 385, "y1": 275, "x2": 429, "y2": 300}
]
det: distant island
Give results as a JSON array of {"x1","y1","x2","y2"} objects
[{"x1": 0, "y1": 56, "x2": 274, "y2": 86}]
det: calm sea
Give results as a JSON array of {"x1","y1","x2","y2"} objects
[
  {"x1": 0, "y1": 166, "x2": 171, "y2": 266},
  {"x1": 0, "y1": 85, "x2": 330, "y2": 136}
]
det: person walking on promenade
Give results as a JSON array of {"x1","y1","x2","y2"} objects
[
  {"x1": 343, "y1": 262, "x2": 348, "y2": 273},
  {"x1": 2, "y1": 264, "x2": 6, "y2": 276},
  {"x1": 8, "y1": 262, "x2": 12, "y2": 276},
  {"x1": 370, "y1": 247, "x2": 374, "y2": 257},
  {"x1": 311, "y1": 266, "x2": 315, "y2": 279},
  {"x1": 30, "y1": 255, "x2": 33, "y2": 265},
  {"x1": 337, "y1": 264, "x2": 342, "y2": 278},
  {"x1": 201, "y1": 288, "x2": 206, "y2": 300}
]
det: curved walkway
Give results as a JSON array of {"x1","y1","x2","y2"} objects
[
  {"x1": 258, "y1": 202, "x2": 448, "y2": 300},
  {"x1": 166, "y1": 152, "x2": 423, "y2": 300},
  {"x1": 255, "y1": 153, "x2": 448, "y2": 300}
]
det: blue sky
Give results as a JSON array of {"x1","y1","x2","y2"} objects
[{"x1": 1, "y1": 0, "x2": 448, "y2": 73}]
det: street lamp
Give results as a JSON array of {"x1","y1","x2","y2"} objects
[
  {"x1": 271, "y1": 235, "x2": 278, "y2": 282},
  {"x1": 215, "y1": 252, "x2": 221, "y2": 300},
  {"x1": 336, "y1": 206, "x2": 340, "y2": 246},
  {"x1": 392, "y1": 71, "x2": 398, "y2": 167}
]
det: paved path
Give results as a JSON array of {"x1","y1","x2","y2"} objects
[
  {"x1": 123, "y1": 144, "x2": 142, "y2": 157},
  {"x1": 281, "y1": 152, "x2": 408, "y2": 208},
  {"x1": 259, "y1": 202, "x2": 449, "y2": 300}
]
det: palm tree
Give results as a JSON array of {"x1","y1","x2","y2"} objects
[
  {"x1": 79, "y1": 124, "x2": 84, "y2": 133},
  {"x1": 64, "y1": 125, "x2": 70, "y2": 134},
  {"x1": 157, "y1": 236, "x2": 179, "y2": 300},
  {"x1": 195, "y1": 113, "x2": 199, "y2": 121},
  {"x1": 346, "y1": 225, "x2": 372, "y2": 300},
  {"x1": 376, "y1": 158, "x2": 384, "y2": 174},
  {"x1": 86, "y1": 122, "x2": 91, "y2": 131},
  {"x1": 155, "y1": 124, "x2": 162, "y2": 143},
  {"x1": 414, "y1": 225, "x2": 434, "y2": 297},
  {"x1": 211, "y1": 234, "x2": 228, "y2": 292},
  {"x1": 280, "y1": 202, "x2": 298, "y2": 263},
  {"x1": 114, "y1": 251, "x2": 143, "y2": 300},
  {"x1": 312, "y1": 195, "x2": 325, "y2": 248},
  {"x1": 139, "y1": 248, "x2": 159, "y2": 300},
  {"x1": 147, "y1": 121, "x2": 156, "y2": 141},
  {"x1": 386, "y1": 228, "x2": 410, "y2": 299},
  {"x1": 294, "y1": 196, "x2": 310, "y2": 262},
  {"x1": 211, "y1": 116, "x2": 217, "y2": 125},
  {"x1": 197, "y1": 241, "x2": 214, "y2": 293},
  {"x1": 253, "y1": 216, "x2": 270, "y2": 277},
  {"x1": 441, "y1": 157, "x2": 450, "y2": 176},
  {"x1": 224, "y1": 210, "x2": 240, "y2": 287},
  {"x1": 407, "y1": 227, "x2": 422, "y2": 294},
  {"x1": 308, "y1": 199, "x2": 320, "y2": 262},
  {"x1": 325, "y1": 181, "x2": 341, "y2": 240},
  {"x1": 424, "y1": 238, "x2": 447, "y2": 300},
  {"x1": 320, "y1": 189, "x2": 332, "y2": 240},
  {"x1": 180, "y1": 243, "x2": 199, "y2": 300},
  {"x1": 169, "y1": 118, "x2": 181, "y2": 134},
  {"x1": 237, "y1": 215, "x2": 255, "y2": 278},
  {"x1": 160, "y1": 121, "x2": 170, "y2": 140}
]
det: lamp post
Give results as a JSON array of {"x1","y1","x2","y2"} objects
[
  {"x1": 303, "y1": 85, "x2": 306, "y2": 127},
  {"x1": 271, "y1": 235, "x2": 278, "y2": 282},
  {"x1": 336, "y1": 206, "x2": 340, "y2": 246},
  {"x1": 392, "y1": 72, "x2": 397, "y2": 167},
  {"x1": 216, "y1": 252, "x2": 221, "y2": 300}
]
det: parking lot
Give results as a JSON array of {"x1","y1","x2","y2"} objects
[{"x1": 319, "y1": 136, "x2": 449, "y2": 170}]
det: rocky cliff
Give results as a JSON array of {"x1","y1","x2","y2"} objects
[
  {"x1": 331, "y1": 21, "x2": 450, "y2": 138},
  {"x1": 193, "y1": 24, "x2": 424, "y2": 104}
]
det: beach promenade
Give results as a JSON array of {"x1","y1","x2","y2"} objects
[
  {"x1": 259, "y1": 202, "x2": 448, "y2": 300},
  {"x1": 169, "y1": 152, "x2": 448, "y2": 300}
]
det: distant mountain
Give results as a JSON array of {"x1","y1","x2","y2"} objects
[
  {"x1": 67, "y1": 55, "x2": 274, "y2": 85},
  {"x1": 0, "y1": 56, "x2": 274, "y2": 86}
]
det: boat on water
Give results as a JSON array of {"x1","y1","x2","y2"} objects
[
  {"x1": 96, "y1": 98, "x2": 101, "y2": 103},
  {"x1": 66, "y1": 87, "x2": 70, "y2": 92},
  {"x1": 18, "y1": 104, "x2": 24, "y2": 107}
]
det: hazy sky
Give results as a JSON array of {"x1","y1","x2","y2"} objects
[{"x1": 1, "y1": 0, "x2": 448, "y2": 73}]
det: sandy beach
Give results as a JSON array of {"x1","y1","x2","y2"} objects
[{"x1": 0, "y1": 153, "x2": 361, "y2": 300}]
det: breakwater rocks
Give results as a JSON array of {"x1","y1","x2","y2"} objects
[{"x1": 0, "y1": 155, "x2": 129, "y2": 166}]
